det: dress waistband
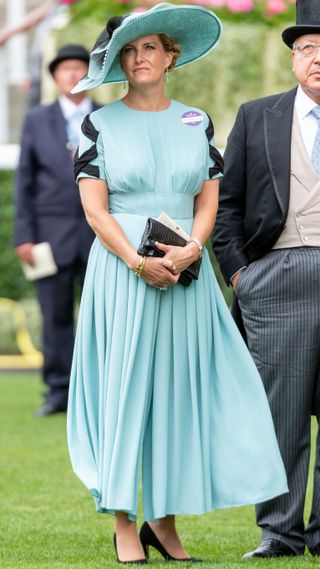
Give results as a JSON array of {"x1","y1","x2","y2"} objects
[{"x1": 108, "y1": 192, "x2": 194, "y2": 219}]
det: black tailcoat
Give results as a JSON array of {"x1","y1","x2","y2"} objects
[{"x1": 212, "y1": 88, "x2": 297, "y2": 334}]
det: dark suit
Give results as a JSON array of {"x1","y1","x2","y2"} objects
[
  {"x1": 212, "y1": 87, "x2": 296, "y2": 285},
  {"x1": 212, "y1": 87, "x2": 320, "y2": 553},
  {"x1": 15, "y1": 100, "x2": 98, "y2": 408}
]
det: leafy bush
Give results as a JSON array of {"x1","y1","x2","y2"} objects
[
  {"x1": 70, "y1": 0, "x2": 296, "y2": 26},
  {"x1": 0, "y1": 170, "x2": 34, "y2": 300}
]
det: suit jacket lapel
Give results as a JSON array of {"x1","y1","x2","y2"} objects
[
  {"x1": 264, "y1": 87, "x2": 297, "y2": 215},
  {"x1": 48, "y1": 101, "x2": 71, "y2": 158}
]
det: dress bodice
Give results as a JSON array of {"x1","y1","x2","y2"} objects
[{"x1": 76, "y1": 99, "x2": 222, "y2": 218}]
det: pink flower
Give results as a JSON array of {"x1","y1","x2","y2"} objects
[
  {"x1": 205, "y1": 0, "x2": 227, "y2": 6},
  {"x1": 266, "y1": 0, "x2": 286, "y2": 14},
  {"x1": 226, "y1": 0, "x2": 254, "y2": 12}
]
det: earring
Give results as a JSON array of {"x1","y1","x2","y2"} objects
[{"x1": 165, "y1": 68, "x2": 169, "y2": 83}]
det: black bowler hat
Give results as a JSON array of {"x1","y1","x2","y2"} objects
[
  {"x1": 48, "y1": 44, "x2": 90, "y2": 75},
  {"x1": 282, "y1": 0, "x2": 320, "y2": 48}
]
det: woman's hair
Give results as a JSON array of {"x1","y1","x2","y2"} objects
[
  {"x1": 158, "y1": 33, "x2": 181, "y2": 71},
  {"x1": 119, "y1": 33, "x2": 181, "y2": 72}
]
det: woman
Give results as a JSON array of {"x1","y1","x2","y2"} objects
[{"x1": 67, "y1": 3, "x2": 288, "y2": 564}]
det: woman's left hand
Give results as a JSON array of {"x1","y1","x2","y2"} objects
[{"x1": 155, "y1": 241, "x2": 200, "y2": 275}]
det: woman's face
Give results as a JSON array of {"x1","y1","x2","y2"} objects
[{"x1": 120, "y1": 34, "x2": 173, "y2": 87}]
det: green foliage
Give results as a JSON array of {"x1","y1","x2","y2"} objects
[
  {"x1": 0, "y1": 171, "x2": 34, "y2": 300},
  {"x1": 209, "y1": 5, "x2": 296, "y2": 26},
  {"x1": 0, "y1": 373, "x2": 318, "y2": 568},
  {"x1": 70, "y1": 0, "x2": 135, "y2": 22},
  {"x1": 70, "y1": 0, "x2": 296, "y2": 26}
]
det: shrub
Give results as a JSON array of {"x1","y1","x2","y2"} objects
[{"x1": 0, "y1": 170, "x2": 34, "y2": 300}]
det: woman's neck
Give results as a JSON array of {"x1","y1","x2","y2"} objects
[{"x1": 122, "y1": 85, "x2": 170, "y2": 112}]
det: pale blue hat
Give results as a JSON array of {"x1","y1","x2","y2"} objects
[{"x1": 72, "y1": 2, "x2": 222, "y2": 93}]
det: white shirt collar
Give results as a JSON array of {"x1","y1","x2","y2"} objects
[
  {"x1": 295, "y1": 85, "x2": 319, "y2": 119},
  {"x1": 58, "y1": 95, "x2": 91, "y2": 119}
]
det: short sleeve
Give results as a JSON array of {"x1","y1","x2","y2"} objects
[
  {"x1": 74, "y1": 114, "x2": 107, "y2": 183},
  {"x1": 204, "y1": 113, "x2": 224, "y2": 180}
]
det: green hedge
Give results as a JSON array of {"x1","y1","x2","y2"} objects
[{"x1": 0, "y1": 170, "x2": 34, "y2": 300}]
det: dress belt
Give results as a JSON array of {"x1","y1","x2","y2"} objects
[{"x1": 108, "y1": 192, "x2": 195, "y2": 219}]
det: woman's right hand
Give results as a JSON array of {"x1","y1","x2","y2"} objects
[{"x1": 141, "y1": 257, "x2": 179, "y2": 289}]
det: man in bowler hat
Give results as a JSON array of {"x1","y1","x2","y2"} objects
[
  {"x1": 15, "y1": 44, "x2": 99, "y2": 416},
  {"x1": 212, "y1": 0, "x2": 320, "y2": 558}
]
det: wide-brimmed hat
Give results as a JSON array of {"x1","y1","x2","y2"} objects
[
  {"x1": 48, "y1": 44, "x2": 90, "y2": 75},
  {"x1": 282, "y1": 0, "x2": 320, "y2": 48},
  {"x1": 71, "y1": 2, "x2": 222, "y2": 93}
]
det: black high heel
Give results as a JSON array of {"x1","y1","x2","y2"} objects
[
  {"x1": 139, "y1": 522, "x2": 201, "y2": 562},
  {"x1": 113, "y1": 533, "x2": 148, "y2": 565}
]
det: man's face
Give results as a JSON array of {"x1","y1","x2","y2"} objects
[
  {"x1": 52, "y1": 59, "x2": 88, "y2": 96},
  {"x1": 292, "y1": 34, "x2": 320, "y2": 102}
]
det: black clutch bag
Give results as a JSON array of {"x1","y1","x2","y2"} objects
[{"x1": 137, "y1": 218, "x2": 202, "y2": 287}]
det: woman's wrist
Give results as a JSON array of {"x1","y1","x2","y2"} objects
[
  {"x1": 189, "y1": 238, "x2": 203, "y2": 256},
  {"x1": 186, "y1": 241, "x2": 201, "y2": 261},
  {"x1": 127, "y1": 253, "x2": 143, "y2": 271},
  {"x1": 134, "y1": 256, "x2": 146, "y2": 278}
]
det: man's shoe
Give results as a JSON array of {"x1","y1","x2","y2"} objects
[
  {"x1": 242, "y1": 539, "x2": 300, "y2": 559},
  {"x1": 35, "y1": 402, "x2": 67, "y2": 416},
  {"x1": 309, "y1": 545, "x2": 320, "y2": 556}
]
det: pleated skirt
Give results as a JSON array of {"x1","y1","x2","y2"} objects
[{"x1": 67, "y1": 213, "x2": 288, "y2": 521}]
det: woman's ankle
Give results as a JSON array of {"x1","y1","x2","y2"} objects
[
  {"x1": 149, "y1": 515, "x2": 175, "y2": 533},
  {"x1": 115, "y1": 512, "x2": 137, "y2": 534}
]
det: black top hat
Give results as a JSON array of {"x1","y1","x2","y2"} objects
[
  {"x1": 282, "y1": 0, "x2": 320, "y2": 47},
  {"x1": 48, "y1": 44, "x2": 90, "y2": 75}
]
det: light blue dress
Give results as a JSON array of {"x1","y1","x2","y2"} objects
[{"x1": 67, "y1": 99, "x2": 288, "y2": 521}]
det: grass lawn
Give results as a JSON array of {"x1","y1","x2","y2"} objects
[{"x1": 0, "y1": 373, "x2": 318, "y2": 569}]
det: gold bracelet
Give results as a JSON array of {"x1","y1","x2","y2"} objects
[{"x1": 134, "y1": 256, "x2": 146, "y2": 277}]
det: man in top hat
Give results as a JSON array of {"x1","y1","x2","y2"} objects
[
  {"x1": 15, "y1": 44, "x2": 99, "y2": 416},
  {"x1": 212, "y1": 0, "x2": 320, "y2": 559}
]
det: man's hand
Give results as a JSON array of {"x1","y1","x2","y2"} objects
[
  {"x1": 231, "y1": 269, "x2": 244, "y2": 290},
  {"x1": 15, "y1": 243, "x2": 35, "y2": 266}
]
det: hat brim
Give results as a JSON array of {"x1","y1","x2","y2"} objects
[
  {"x1": 49, "y1": 54, "x2": 89, "y2": 75},
  {"x1": 282, "y1": 25, "x2": 320, "y2": 48},
  {"x1": 72, "y1": 3, "x2": 222, "y2": 93}
]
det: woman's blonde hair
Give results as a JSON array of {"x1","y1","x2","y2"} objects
[{"x1": 158, "y1": 33, "x2": 181, "y2": 71}]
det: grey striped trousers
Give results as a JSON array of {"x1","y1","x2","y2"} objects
[{"x1": 236, "y1": 248, "x2": 320, "y2": 554}]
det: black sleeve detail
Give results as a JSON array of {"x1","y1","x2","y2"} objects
[
  {"x1": 74, "y1": 115, "x2": 100, "y2": 181},
  {"x1": 81, "y1": 114, "x2": 99, "y2": 142},
  {"x1": 205, "y1": 113, "x2": 224, "y2": 177}
]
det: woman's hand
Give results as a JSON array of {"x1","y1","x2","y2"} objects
[
  {"x1": 141, "y1": 256, "x2": 179, "y2": 289},
  {"x1": 155, "y1": 242, "x2": 199, "y2": 275}
]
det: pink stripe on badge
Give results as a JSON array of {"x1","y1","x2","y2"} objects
[{"x1": 181, "y1": 111, "x2": 204, "y2": 126}]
